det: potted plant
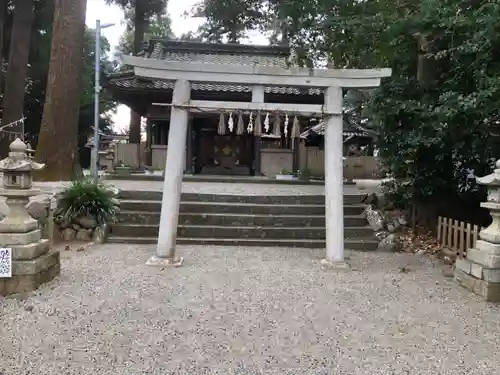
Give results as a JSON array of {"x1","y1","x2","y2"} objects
[
  {"x1": 311, "y1": 172, "x2": 325, "y2": 181},
  {"x1": 114, "y1": 160, "x2": 132, "y2": 176},
  {"x1": 297, "y1": 168, "x2": 312, "y2": 181},
  {"x1": 276, "y1": 169, "x2": 297, "y2": 181},
  {"x1": 144, "y1": 166, "x2": 154, "y2": 175},
  {"x1": 55, "y1": 179, "x2": 119, "y2": 242}
]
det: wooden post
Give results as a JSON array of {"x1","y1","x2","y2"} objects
[
  {"x1": 185, "y1": 116, "x2": 193, "y2": 174},
  {"x1": 458, "y1": 220, "x2": 465, "y2": 257},
  {"x1": 252, "y1": 85, "x2": 265, "y2": 176},
  {"x1": 292, "y1": 137, "x2": 300, "y2": 174},
  {"x1": 145, "y1": 118, "x2": 152, "y2": 167}
]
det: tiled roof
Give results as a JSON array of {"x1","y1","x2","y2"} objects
[
  {"x1": 148, "y1": 40, "x2": 292, "y2": 68},
  {"x1": 107, "y1": 40, "x2": 322, "y2": 96},
  {"x1": 111, "y1": 76, "x2": 322, "y2": 96},
  {"x1": 154, "y1": 46, "x2": 290, "y2": 68},
  {"x1": 300, "y1": 119, "x2": 372, "y2": 138}
]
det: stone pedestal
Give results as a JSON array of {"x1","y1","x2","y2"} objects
[
  {"x1": 0, "y1": 138, "x2": 60, "y2": 296},
  {"x1": 455, "y1": 160, "x2": 500, "y2": 301}
]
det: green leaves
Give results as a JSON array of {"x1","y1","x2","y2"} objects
[
  {"x1": 354, "y1": 0, "x2": 500, "y2": 207},
  {"x1": 116, "y1": 12, "x2": 173, "y2": 60},
  {"x1": 192, "y1": 0, "x2": 500, "y2": 209},
  {"x1": 58, "y1": 179, "x2": 120, "y2": 224},
  {"x1": 80, "y1": 27, "x2": 114, "y2": 109}
]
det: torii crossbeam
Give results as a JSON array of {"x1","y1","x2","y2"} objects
[{"x1": 122, "y1": 54, "x2": 391, "y2": 268}]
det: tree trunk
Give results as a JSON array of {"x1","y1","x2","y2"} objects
[
  {"x1": 412, "y1": 32, "x2": 436, "y2": 236},
  {"x1": 0, "y1": 0, "x2": 8, "y2": 100},
  {"x1": 228, "y1": 27, "x2": 238, "y2": 43},
  {"x1": 128, "y1": 0, "x2": 147, "y2": 144},
  {"x1": 0, "y1": 0, "x2": 35, "y2": 156},
  {"x1": 35, "y1": 0, "x2": 87, "y2": 181},
  {"x1": 414, "y1": 33, "x2": 435, "y2": 84}
]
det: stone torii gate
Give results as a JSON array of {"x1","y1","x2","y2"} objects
[{"x1": 122, "y1": 55, "x2": 391, "y2": 268}]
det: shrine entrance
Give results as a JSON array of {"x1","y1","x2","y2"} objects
[
  {"x1": 196, "y1": 131, "x2": 254, "y2": 175},
  {"x1": 192, "y1": 115, "x2": 255, "y2": 175},
  {"x1": 109, "y1": 40, "x2": 391, "y2": 267}
]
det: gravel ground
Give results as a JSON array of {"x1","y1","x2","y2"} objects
[{"x1": 1, "y1": 245, "x2": 500, "y2": 374}]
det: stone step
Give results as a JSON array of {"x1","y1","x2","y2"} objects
[
  {"x1": 119, "y1": 200, "x2": 366, "y2": 216},
  {"x1": 110, "y1": 223, "x2": 373, "y2": 240},
  {"x1": 107, "y1": 236, "x2": 378, "y2": 250},
  {"x1": 109, "y1": 174, "x2": 328, "y2": 185},
  {"x1": 118, "y1": 191, "x2": 363, "y2": 205},
  {"x1": 116, "y1": 211, "x2": 367, "y2": 227}
]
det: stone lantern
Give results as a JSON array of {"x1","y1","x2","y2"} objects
[
  {"x1": 0, "y1": 138, "x2": 60, "y2": 296},
  {"x1": 455, "y1": 159, "x2": 500, "y2": 301},
  {"x1": 0, "y1": 138, "x2": 43, "y2": 190}
]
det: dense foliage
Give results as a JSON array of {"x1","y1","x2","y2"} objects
[
  {"x1": 0, "y1": 0, "x2": 115, "y2": 148},
  {"x1": 105, "y1": 0, "x2": 169, "y2": 143},
  {"x1": 58, "y1": 179, "x2": 119, "y2": 224},
  {"x1": 116, "y1": 9, "x2": 173, "y2": 62},
  {"x1": 192, "y1": 0, "x2": 500, "y2": 224},
  {"x1": 4, "y1": 0, "x2": 498, "y2": 220}
]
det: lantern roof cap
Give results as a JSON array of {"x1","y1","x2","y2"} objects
[{"x1": 0, "y1": 138, "x2": 44, "y2": 172}]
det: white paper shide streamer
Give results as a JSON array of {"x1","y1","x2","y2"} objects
[
  {"x1": 264, "y1": 113, "x2": 270, "y2": 133},
  {"x1": 247, "y1": 112, "x2": 254, "y2": 133},
  {"x1": 228, "y1": 112, "x2": 234, "y2": 132},
  {"x1": 0, "y1": 117, "x2": 26, "y2": 141},
  {"x1": 284, "y1": 114, "x2": 289, "y2": 137}
]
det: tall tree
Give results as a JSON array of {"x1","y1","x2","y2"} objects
[
  {"x1": 128, "y1": 0, "x2": 147, "y2": 144},
  {"x1": 192, "y1": 0, "x2": 264, "y2": 43},
  {"x1": 107, "y1": 0, "x2": 167, "y2": 144},
  {"x1": 116, "y1": 11, "x2": 173, "y2": 61},
  {"x1": 0, "y1": 0, "x2": 8, "y2": 101},
  {"x1": 35, "y1": 0, "x2": 87, "y2": 180},
  {"x1": 194, "y1": 0, "x2": 500, "y2": 227},
  {"x1": 191, "y1": 0, "x2": 294, "y2": 44},
  {"x1": 0, "y1": 0, "x2": 35, "y2": 156}
]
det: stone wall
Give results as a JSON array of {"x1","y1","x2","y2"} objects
[
  {"x1": 54, "y1": 215, "x2": 99, "y2": 242},
  {"x1": 363, "y1": 193, "x2": 408, "y2": 252},
  {"x1": 261, "y1": 148, "x2": 293, "y2": 177},
  {"x1": 1, "y1": 193, "x2": 109, "y2": 245}
]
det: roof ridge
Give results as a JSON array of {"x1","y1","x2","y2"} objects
[{"x1": 149, "y1": 39, "x2": 291, "y2": 56}]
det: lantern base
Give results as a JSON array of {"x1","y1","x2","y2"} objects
[
  {"x1": 454, "y1": 262, "x2": 500, "y2": 302},
  {"x1": 0, "y1": 250, "x2": 60, "y2": 297}
]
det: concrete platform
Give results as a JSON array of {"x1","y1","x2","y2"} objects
[
  {"x1": 0, "y1": 250, "x2": 60, "y2": 296},
  {"x1": 454, "y1": 267, "x2": 500, "y2": 302}
]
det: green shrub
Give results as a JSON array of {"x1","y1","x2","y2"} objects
[
  {"x1": 298, "y1": 168, "x2": 312, "y2": 181},
  {"x1": 58, "y1": 179, "x2": 119, "y2": 224},
  {"x1": 280, "y1": 169, "x2": 294, "y2": 175}
]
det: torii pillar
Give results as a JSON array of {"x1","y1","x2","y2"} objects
[
  {"x1": 123, "y1": 54, "x2": 391, "y2": 268},
  {"x1": 146, "y1": 79, "x2": 190, "y2": 267},
  {"x1": 321, "y1": 86, "x2": 348, "y2": 268}
]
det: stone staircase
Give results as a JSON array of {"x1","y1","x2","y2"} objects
[{"x1": 108, "y1": 190, "x2": 378, "y2": 250}]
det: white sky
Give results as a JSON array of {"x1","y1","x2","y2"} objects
[{"x1": 85, "y1": 0, "x2": 268, "y2": 132}]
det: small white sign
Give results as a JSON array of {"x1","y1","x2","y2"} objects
[
  {"x1": 50, "y1": 197, "x2": 58, "y2": 211},
  {"x1": 0, "y1": 248, "x2": 12, "y2": 278}
]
